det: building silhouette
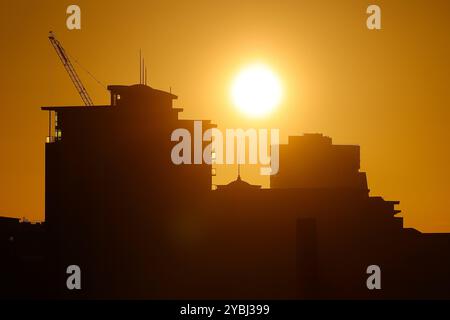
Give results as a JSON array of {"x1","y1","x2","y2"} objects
[{"x1": 1, "y1": 83, "x2": 450, "y2": 299}]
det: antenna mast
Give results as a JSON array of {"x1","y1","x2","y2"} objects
[
  {"x1": 139, "y1": 49, "x2": 142, "y2": 84},
  {"x1": 139, "y1": 51, "x2": 148, "y2": 85}
]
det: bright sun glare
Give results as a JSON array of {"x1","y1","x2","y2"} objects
[{"x1": 231, "y1": 63, "x2": 283, "y2": 117}]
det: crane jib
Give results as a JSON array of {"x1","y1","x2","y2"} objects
[{"x1": 48, "y1": 33, "x2": 94, "y2": 106}]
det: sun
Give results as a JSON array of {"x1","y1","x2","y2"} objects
[{"x1": 231, "y1": 63, "x2": 283, "y2": 117}]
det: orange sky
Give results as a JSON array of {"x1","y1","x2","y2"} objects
[{"x1": 1, "y1": 0, "x2": 450, "y2": 232}]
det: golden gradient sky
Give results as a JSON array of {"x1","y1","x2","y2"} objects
[{"x1": 1, "y1": 0, "x2": 450, "y2": 232}]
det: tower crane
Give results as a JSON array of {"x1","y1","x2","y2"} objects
[{"x1": 48, "y1": 31, "x2": 94, "y2": 106}]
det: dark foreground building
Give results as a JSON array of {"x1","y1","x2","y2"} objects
[{"x1": 1, "y1": 83, "x2": 450, "y2": 299}]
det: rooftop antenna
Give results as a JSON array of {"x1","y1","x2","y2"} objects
[
  {"x1": 138, "y1": 50, "x2": 149, "y2": 85},
  {"x1": 145, "y1": 64, "x2": 147, "y2": 86},
  {"x1": 236, "y1": 148, "x2": 243, "y2": 180},
  {"x1": 139, "y1": 49, "x2": 142, "y2": 84}
]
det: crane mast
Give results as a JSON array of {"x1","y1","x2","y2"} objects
[{"x1": 48, "y1": 32, "x2": 94, "y2": 106}]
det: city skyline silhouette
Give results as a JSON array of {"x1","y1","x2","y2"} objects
[
  {"x1": 2, "y1": 1, "x2": 450, "y2": 233},
  {"x1": 1, "y1": 82, "x2": 450, "y2": 299},
  {"x1": 1, "y1": 0, "x2": 450, "y2": 301}
]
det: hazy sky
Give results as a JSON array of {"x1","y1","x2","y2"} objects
[{"x1": 1, "y1": 0, "x2": 450, "y2": 232}]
